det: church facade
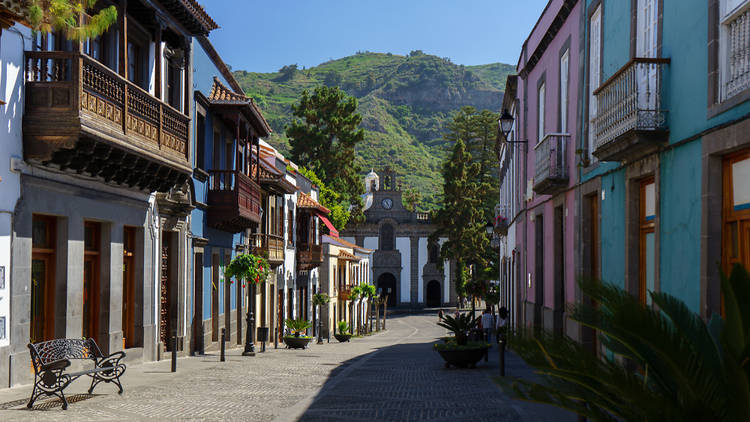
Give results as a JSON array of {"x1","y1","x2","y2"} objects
[{"x1": 341, "y1": 169, "x2": 456, "y2": 308}]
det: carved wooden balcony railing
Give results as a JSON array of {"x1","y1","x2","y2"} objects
[
  {"x1": 533, "y1": 133, "x2": 569, "y2": 195},
  {"x1": 252, "y1": 233, "x2": 284, "y2": 265},
  {"x1": 207, "y1": 170, "x2": 262, "y2": 233},
  {"x1": 593, "y1": 57, "x2": 669, "y2": 162},
  {"x1": 23, "y1": 51, "x2": 191, "y2": 191},
  {"x1": 298, "y1": 243, "x2": 323, "y2": 270}
]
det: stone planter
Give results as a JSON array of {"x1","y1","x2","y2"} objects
[
  {"x1": 334, "y1": 333, "x2": 352, "y2": 343},
  {"x1": 437, "y1": 346, "x2": 489, "y2": 369},
  {"x1": 283, "y1": 336, "x2": 312, "y2": 349}
]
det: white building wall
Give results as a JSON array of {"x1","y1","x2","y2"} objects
[
  {"x1": 396, "y1": 237, "x2": 410, "y2": 303},
  {"x1": 364, "y1": 237, "x2": 377, "y2": 283},
  {"x1": 440, "y1": 238, "x2": 449, "y2": 302},
  {"x1": 283, "y1": 191, "x2": 297, "y2": 319},
  {"x1": 417, "y1": 237, "x2": 428, "y2": 303},
  {"x1": 0, "y1": 23, "x2": 32, "y2": 348}
]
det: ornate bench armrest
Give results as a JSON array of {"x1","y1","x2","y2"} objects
[{"x1": 96, "y1": 351, "x2": 125, "y2": 368}]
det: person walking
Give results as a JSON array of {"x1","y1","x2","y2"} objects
[
  {"x1": 496, "y1": 307, "x2": 509, "y2": 344},
  {"x1": 481, "y1": 308, "x2": 494, "y2": 343}
]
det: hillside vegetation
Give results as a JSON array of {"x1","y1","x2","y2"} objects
[{"x1": 233, "y1": 51, "x2": 514, "y2": 210}]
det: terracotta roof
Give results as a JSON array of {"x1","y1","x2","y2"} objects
[
  {"x1": 0, "y1": 0, "x2": 24, "y2": 16},
  {"x1": 0, "y1": 0, "x2": 27, "y2": 28},
  {"x1": 297, "y1": 192, "x2": 330, "y2": 214},
  {"x1": 207, "y1": 77, "x2": 272, "y2": 137},
  {"x1": 338, "y1": 250, "x2": 360, "y2": 261},
  {"x1": 330, "y1": 236, "x2": 374, "y2": 254},
  {"x1": 160, "y1": 0, "x2": 218, "y2": 35}
]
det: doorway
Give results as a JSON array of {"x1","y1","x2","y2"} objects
[
  {"x1": 723, "y1": 149, "x2": 750, "y2": 313},
  {"x1": 31, "y1": 215, "x2": 56, "y2": 343},
  {"x1": 426, "y1": 280, "x2": 441, "y2": 307},
  {"x1": 534, "y1": 214, "x2": 544, "y2": 332},
  {"x1": 193, "y1": 252, "x2": 204, "y2": 354},
  {"x1": 376, "y1": 273, "x2": 397, "y2": 307},
  {"x1": 83, "y1": 222, "x2": 101, "y2": 342},
  {"x1": 123, "y1": 227, "x2": 137, "y2": 349},
  {"x1": 211, "y1": 253, "x2": 219, "y2": 342}
]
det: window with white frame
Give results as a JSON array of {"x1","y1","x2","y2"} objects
[
  {"x1": 538, "y1": 82, "x2": 546, "y2": 144},
  {"x1": 560, "y1": 49, "x2": 570, "y2": 133},
  {"x1": 720, "y1": 0, "x2": 750, "y2": 101},
  {"x1": 588, "y1": 5, "x2": 602, "y2": 161}
]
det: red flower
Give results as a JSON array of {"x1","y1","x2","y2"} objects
[{"x1": 242, "y1": 284, "x2": 246, "y2": 288}]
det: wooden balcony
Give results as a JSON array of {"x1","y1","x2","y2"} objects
[
  {"x1": 533, "y1": 133, "x2": 569, "y2": 195},
  {"x1": 252, "y1": 233, "x2": 284, "y2": 266},
  {"x1": 23, "y1": 51, "x2": 191, "y2": 191},
  {"x1": 207, "y1": 170, "x2": 261, "y2": 233},
  {"x1": 593, "y1": 58, "x2": 669, "y2": 162},
  {"x1": 297, "y1": 243, "x2": 323, "y2": 270}
]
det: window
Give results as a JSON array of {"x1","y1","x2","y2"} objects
[
  {"x1": 288, "y1": 209, "x2": 294, "y2": 245},
  {"x1": 537, "y1": 81, "x2": 546, "y2": 144},
  {"x1": 196, "y1": 114, "x2": 206, "y2": 170},
  {"x1": 719, "y1": 0, "x2": 750, "y2": 100},
  {"x1": 560, "y1": 49, "x2": 569, "y2": 133},
  {"x1": 428, "y1": 241, "x2": 440, "y2": 263},
  {"x1": 588, "y1": 5, "x2": 602, "y2": 162}
]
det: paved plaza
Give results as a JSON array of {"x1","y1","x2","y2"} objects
[{"x1": 0, "y1": 314, "x2": 575, "y2": 421}]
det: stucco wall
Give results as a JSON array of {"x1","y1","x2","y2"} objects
[
  {"x1": 600, "y1": 170, "x2": 626, "y2": 288},
  {"x1": 396, "y1": 237, "x2": 410, "y2": 303},
  {"x1": 418, "y1": 238, "x2": 428, "y2": 303},
  {"x1": 659, "y1": 141, "x2": 702, "y2": 312}
]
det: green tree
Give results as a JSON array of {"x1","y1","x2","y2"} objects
[
  {"x1": 445, "y1": 107, "x2": 499, "y2": 221},
  {"x1": 287, "y1": 86, "x2": 365, "y2": 206},
  {"x1": 297, "y1": 166, "x2": 350, "y2": 231},
  {"x1": 28, "y1": 0, "x2": 117, "y2": 40},
  {"x1": 430, "y1": 138, "x2": 489, "y2": 300},
  {"x1": 499, "y1": 265, "x2": 750, "y2": 422},
  {"x1": 403, "y1": 188, "x2": 421, "y2": 212},
  {"x1": 323, "y1": 70, "x2": 342, "y2": 87},
  {"x1": 278, "y1": 64, "x2": 298, "y2": 81}
]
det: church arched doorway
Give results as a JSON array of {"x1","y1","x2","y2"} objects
[
  {"x1": 377, "y1": 273, "x2": 397, "y2": 307},
  {"x1": 426, "y1": 280, "x2": 441, "y2": 307}
]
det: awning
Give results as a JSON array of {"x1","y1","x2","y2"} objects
[{"x1": 318, "y1": 214, "x2": 339, "y2": 237}]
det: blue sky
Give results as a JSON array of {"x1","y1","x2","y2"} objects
[{"x1": 200, "y1": 0, "x2": 549, "y2": 73}]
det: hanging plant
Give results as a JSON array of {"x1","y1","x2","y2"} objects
[{"x1": 224, "y1": 253, "x2": 271, "y2": 286}]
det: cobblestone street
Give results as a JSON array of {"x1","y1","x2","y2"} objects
[{"x1": 0, "y1": 314, "x2": 574, "y2": 421}]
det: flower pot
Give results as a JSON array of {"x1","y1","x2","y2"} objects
[
  {"x1": 436, "y1": 345, "x2": 489, "y2": 369},
  {"x1": 283, "y1": 336, "x2": 312, "y2": 350},
  {"x1": 334, "y1": 333, "x2": 352, "y2": 343}
]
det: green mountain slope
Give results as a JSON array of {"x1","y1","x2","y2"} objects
[{"x1": 233, "y1": 51, "x2": 514, "y2": 210}]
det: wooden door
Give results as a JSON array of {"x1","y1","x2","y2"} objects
[
  {"x1": 30, "y1": 254, "x2": 54, "y2": 343},
  {"x1": 83, "y1": 222, "x2": 101, "y2": 342},
  {"x1": 639, "y1": 178, "x2": 656, "y2": 305},
  {"x1": 212, "y1": 253, "x2": 219, "y2": 342},
  {"x1": 123, "y1": 227, "x2": 136, "y2": 349}
]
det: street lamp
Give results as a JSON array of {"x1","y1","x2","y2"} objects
[
  {"x1": 498, "y1": 109, "x2": 515, "y2": 141},
  {"x1": 485, "y1": 221, "x2": 494, "y2": 236}
]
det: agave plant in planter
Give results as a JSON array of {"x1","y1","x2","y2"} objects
[
  {"x1": 283, "y1": 319, "x2": 312, "y2": 349},
  {"x1": 334, "y1": 320, "x2": 352, "y2": 342},
  {"x1": 435, "y1": 313, "x2": 489, "y2": 368}
]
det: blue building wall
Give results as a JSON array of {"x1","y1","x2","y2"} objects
[
  {"x1": 659, "y1": 140, "x2": 702, "y2": 311},
  {"x1": 599, "y1": 170, "x2": 625, "y2": 289},
  {"x1": 191, "y1": 38, "x2": 243, "y2": 323}
]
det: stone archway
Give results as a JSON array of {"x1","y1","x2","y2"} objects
[
  {"x1": 426, "y1": 280, "x2": 441, "y2": 307},
  {"x1": 377, "y1": 273, "x2": 397, "y2": 307}
]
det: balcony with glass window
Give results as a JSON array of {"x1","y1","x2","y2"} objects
[
  {"x1": 533, "y1": 133, "x2": 569, "y2": 195},
  {"x1": 252, "y1": 233, "x2": 285, "y2": 266},
  {"x1": 207, "y1": 170, "x2": 262, "y2": 233},
  {"x1": 592, "y1": 58, "x2": 670, "y2": 162}
]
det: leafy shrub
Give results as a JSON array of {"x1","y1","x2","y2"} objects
[
  {"x1": 337, "y1": 320, "x2": 350, "y2": 334},
  {"x1": 285, "y1": 319, "x2": 311, "y2": 337}
]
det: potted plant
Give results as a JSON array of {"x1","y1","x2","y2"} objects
[
  {"x1": 360, "y1": 284, "x2": 377, "y2": 333},
  {"x1": 225, "y1": 253, "x2": 272, "y2": 355},
  {"x1": 334, "y1": 321, "x2": 352, "y2": 342},
  {"x1": 434, "y1": 313, "x2": 489, "y2": 368},
  {"x1": 283, "y1": 319, "x2": 312, "y2": 349},
  {"x1": 494, "y1": 215, "x2": 508, "y2": 236}
]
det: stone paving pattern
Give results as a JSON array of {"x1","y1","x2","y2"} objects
[{"x1": 0, "y1": 314, "x2": 576, "y2": 421}]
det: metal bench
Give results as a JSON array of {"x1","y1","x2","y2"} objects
[{"x1": 27, "y1": 338, "x2": 126, "y2": 409}]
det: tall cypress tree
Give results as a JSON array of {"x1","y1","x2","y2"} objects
[{"x1": 430, "y1": 138, "x2": 489, "y2": 300}]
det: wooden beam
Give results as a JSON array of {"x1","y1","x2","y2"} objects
[{"x1": 118, "y1": 0, "x2": 128, "y2": 79}]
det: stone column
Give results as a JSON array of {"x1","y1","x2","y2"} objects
[
  {"x1": 410, "y1": 236, "x2": 419, "y2": 306},
  {"x1": 66, "y1": 217, "x2": 84, "y2": 339},
  {"x1": 103, "y1": 222, "x2": 124, "y2": 354}
]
